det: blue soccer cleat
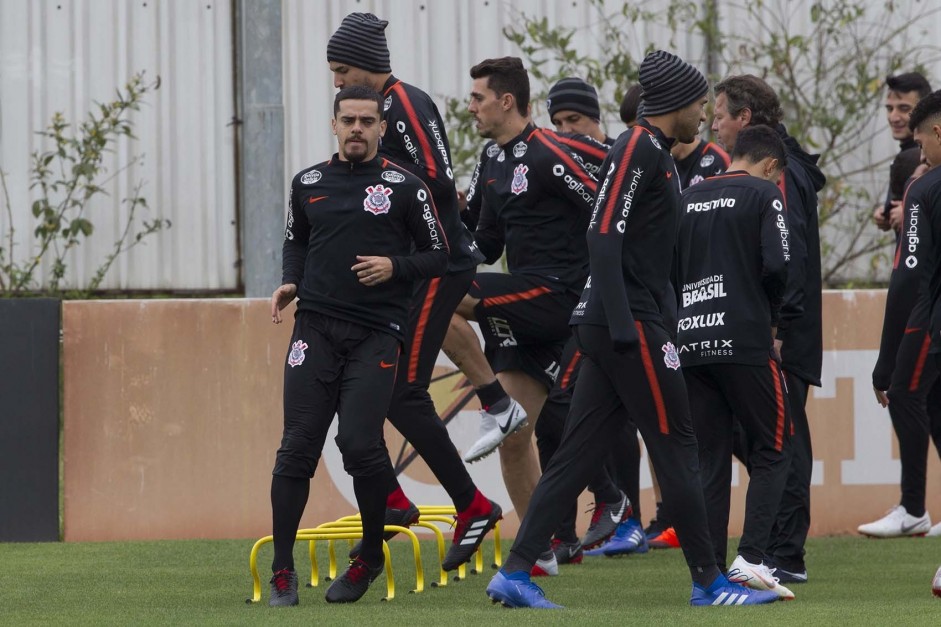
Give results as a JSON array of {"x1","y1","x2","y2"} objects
[
  {"x1": 600, "y1": 519, "x2": 649, "y2": 556},
  {"x1": 486, "y1": 570, "x2": 563, "y2": 609},
  {"x1": 690, "y1": 573, "x2": 781, "y2": 606}
]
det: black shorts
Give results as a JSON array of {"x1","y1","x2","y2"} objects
[{"x1": 469, "y1": 273, "x2": 578, "y2": 390}]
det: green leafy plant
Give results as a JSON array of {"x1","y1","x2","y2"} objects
[
  {"x1": 0, "y1": 72, "x2": 170, "y2": 296},
  {"x1": 444, "y1": 0, "x2": 941, "y2": 285}
]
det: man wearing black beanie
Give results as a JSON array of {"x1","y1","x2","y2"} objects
[
  {"x1": 323, "y1": 12, "x2": 503, "y2": 576},
  {"x1": 486, "y1": 50, "x2": 779, "y2": 609}
]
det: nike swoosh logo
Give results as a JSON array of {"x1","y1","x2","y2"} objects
[
  {"x1": 498, "y1": 407, "x2": 519, "y2": 434},
  {"x1": 486, "y1": 178, "x2": 497, "y2": 185},
  {"x1": 610, "y1": 497, "x2": 627, "y2": 524},
  {"x1": 379, "y1": 360, "x2": 396, "y2": 369},
  {"x1": 904, "y1": 327, "x2": 922, "y2": 334},
  {"x1": 901, "y1": 521, "x2": 925, "y2": 533},
  {"x1": 308, "y1": 196, "x2": 329, "y2": 204}
]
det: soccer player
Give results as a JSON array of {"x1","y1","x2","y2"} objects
[
  {"x1": 266, "y1": 85, "x2": 448, "y2": 606},
  {"x1": 676, "y1": 124, "x2": 794, "y2": 600},
  {"x1": 449, "y1": 57, "x2": 598, "y2": 528},
  {"x1": 873, "y1": 73, "x2": 932, "y2": 232},
  {"x1": 484, "y1": 50, "x2": 780, "y2": 609},
  {"x1": 915, "y1": 93, "x2": 941, "y2": 391},
  {"x1": 673, "y1": 136, "x2": 730, "y2": 189},
  {"x1": 867, "y1": 85, "x2": 941, "y2": 539},
  {"x1": 325, "y1": 12, "x2": 501, "y2": 570},
  {"x1": 712, "y1": 75, "x2": 825, "y2": 585}
]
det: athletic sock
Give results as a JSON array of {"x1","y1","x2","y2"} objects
[
  {"x1": 692, "y1": 565, "x2": 723, "y2": 589},
  {"x1": 270, "y1": 475, "x2": 310, "y2": 572},
  {"x1": 501, "y1": 551, "x2": 532, "y2": 575},
  {"x1": 386, "y1": 485, "x2": 411, "y2": 510},
  {"x1": 354, "y1": 473, "x2": 389, "y2": 567},
  {"x1": 476, "y1": 379, "x2": 509, "y2": 411},
  {"x1": 458, "y1": 488, "x2": 491, "y2": 517}
]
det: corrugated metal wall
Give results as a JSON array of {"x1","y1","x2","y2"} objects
[
  {"x1": 1, "y1": 0, "x2": 931, "y2": 290},
  {"x1": 0, "y1": 0, "x2": 237, "y2": 291}
]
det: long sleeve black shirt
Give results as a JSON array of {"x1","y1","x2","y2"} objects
[
  {"x1": 570, "y1": 119, "x2": 681, "y2": 349},
  {"x1": 674, "y1": 171, "x2": 789, "y2": 367},
  {"x1": 380, "y1": 75, "x2": 483, "y2": 272},
  {"x1": 473, "y1": 123, "x2": 598, "y2": 291},
  {"x1": 282, "y1": 155, "x2": 449, "y2": 341},
  {"x1": 674, "y1": 140, "x2": 731, "y2": 189}
]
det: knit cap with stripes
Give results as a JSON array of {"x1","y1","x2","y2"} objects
[
  {"x1": 327, "y1": 12, "x2": 392, "y2": 74},
  {"x1": 638, "y1": 50, "x2": 708, "y2": 116}
]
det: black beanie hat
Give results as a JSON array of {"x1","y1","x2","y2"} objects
[
  {"x1": 638, "y1": 50, "x2": 708, "y2": 116},
  {"x1": 547, "y1": 78, "x2": 601, "y2": 121},
  {"x1": 327, "y1": 12, "x2": 392, "y2": 74}
]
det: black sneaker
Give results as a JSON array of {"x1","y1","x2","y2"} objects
[
  {"x1": 349, "y1": 501, "x2": 421, "y2": 559},
  {"x1": 268, "y1": 568, "x2": 299, "y2": 607},
  {"x1": 580, "y1": 491, "x2": 631, "y2": 549},
  {"x1": 441, "y1": 500, "x2": 503, "y2": 571},
  {"x1": 643, "y1": 517, "x2": 668, "y2": 539},
  {"x1": 325, "y1": 557, "x2": 384, "y2": 603},
  {"x1": 769, "y1": 559, "x2": 808, "y2": 584},
  {"x1": 551, "y1": 537, "x2": 583, "y2": 564}
]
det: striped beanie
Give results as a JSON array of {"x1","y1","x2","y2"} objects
[
  {"x1": 638, "y1": 50, "x2": 708, "y2": 116},
  {"x1": 547, "y1": 78, "x2": 601, "y2": 121},
  {"x1": 327, "y1": 13, "x2": 392, "y2": 74}
]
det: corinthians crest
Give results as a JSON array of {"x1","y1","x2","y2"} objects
[
  {"x1": 364, "y1": 184, "x2": 393, "y2": 215},
  {"x1": 511, "y1": 163, "x2": 529, "y2": 195},
  {"x1": 288, "y1": 340, "x2": 308, "y2": 368},
  {"x1": 662, "y1": 342, "x2": 681, "y2": 370}
]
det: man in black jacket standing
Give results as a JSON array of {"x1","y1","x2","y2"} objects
[
  {"x1": 267, "y1": 86, "x2": 448, "y2": 606},
  {"x1": 326, "y1": 12, "x2": 502, "y2": 571},
  {"x1": 676, "y1": 124, "x2": 793, "y2": 600},
  {"x1": 712, "y1": 75, "x2": 826, "y2": 584}
]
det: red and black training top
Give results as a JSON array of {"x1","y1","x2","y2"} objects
[
  {"x1": 674, "y1": 171, "x2": 789, "y2": 367},
  {"x1": 873, "y1": 165, "x2": 941, "y2": 387},
  {"x1": 569, "y1": 119, "x2": 681, "y2": 350},
  {"x1": 282, "y1": 155, "x2": 449, "y2": 341},
  {"x1": 473, "y1": 123, "x2": 598, "y2": 291},
  {"x1": 674, "y1": 140, "x2": 730, "y2": 189},
  {"x1": 379, "y1": 75, "x2": 483, "y2": 272}
]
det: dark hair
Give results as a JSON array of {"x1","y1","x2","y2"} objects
[
  {"x1": 714, "y1": 75, "x2": 783, "y2": 127},
  {"x1": 619, "y1": 84, "x2": 643, "y2": 125},
  {"x1": 908, "y1": 89, "x2": 941, "y2": 132},
  {"x1": 469, "y1": 57, "x2": 530, "y2": 116},
  {"x1": 886, "y1": 72, "x2": 932, "y2": 99},
  {"x1": 333, "y1": 85, "x2": 384, "y2": 118},
  {"x1": 730, "y1": 125, "x2": 788, "y2": 169}
]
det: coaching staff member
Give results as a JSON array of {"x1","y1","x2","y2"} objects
[{"x1": 267, "y1": 85, "x2": 448, "y2": 607}]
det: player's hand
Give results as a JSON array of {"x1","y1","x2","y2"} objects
[
  {"x1": 773, "y1": 338, "x2": 783, "y2": 362},
  {"x1": 873, "y1": 386, "x2": 889, "y2": 408},
  {"x1": 456, "y1": 189, "x2": 468, "y2": 212},
  {"x1": 888, "y1": 200, "x2": 904, "y2": 231},
  {"x1": 873, "y1": 206, "x2": 891, "y2": 231},
  {"x1": 271, "y1": 283, "x2": 297, "y2": 324},
  {"x1": 353, "y1": 256, "x2": 393, "y2": 286}
]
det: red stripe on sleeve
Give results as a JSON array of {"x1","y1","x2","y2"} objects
[
  {"x1": 392, "y1": 83, "x2": 438, "y2": 180},
  {"x1": 532, "y1": 130, "x2": 598, "y2": 192},
  {"x1": 560, "y1": 349, "x2": 582, "y2": 390},
  {"x1": 909, "y1": 333, "x2": 932, "y2": 392},
  {"x1": 599, "y1": 130, "x2": 642, "y2": 234},
  {"x1": 482, "y1": 286, "x2": 552, "y2": 308}
]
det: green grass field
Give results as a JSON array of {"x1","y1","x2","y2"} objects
[{"x1": 2, "y1": 535, "x2": 940, "y2": 625}]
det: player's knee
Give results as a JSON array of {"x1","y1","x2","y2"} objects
[
  {"x1": 272, "y1": 446, "x2": 320, "y2": 478},
  {"x1": 336, "y1": 437, "x2": 387, "y2": 477}
]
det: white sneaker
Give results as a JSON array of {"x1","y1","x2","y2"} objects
[
  {"x1": 927, "y1": 521, "x2": 941, "y2": 537},
  {"x1": 727, "y1": 555, "x2": 795, "y2": 600},
  {"x1": 462, "y1": 399, "x2": 527, "y2": 463},
  {"x1": 531, "y1": 550, "x2": 559, "y2": 577},
  {"x1": 857, "y1": 505, "x2": 931, "y2": 538}
]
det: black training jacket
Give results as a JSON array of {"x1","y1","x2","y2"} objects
[
  {"x1": 473, "y1": 123, "x2": 598, "y2": 290},
  {"x1": 282, "y1": 155, "x2": 449, "y2": 341},
  {"x1": 380, "y1": 75, "x2": 483, "y2": 272},
  {"x1": 873, "y1": 166, "x2": 941, "y2": 386},
  {"x1": 674, "y1": 171, "x2": 789, "y2": 367},
  {"x1": 570, "y1": 119, "x2": 681, "y2": 350},
  {"x1": 675, "y1": 140, "x2": 730, "y2": 189},
  {"x1": 775, "y1": 125, "x2": 826, "y2": 386}
]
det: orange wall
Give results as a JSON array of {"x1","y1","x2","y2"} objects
[{"x1": 61, "y1": 292, "x2": 941, "y2": 541}]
